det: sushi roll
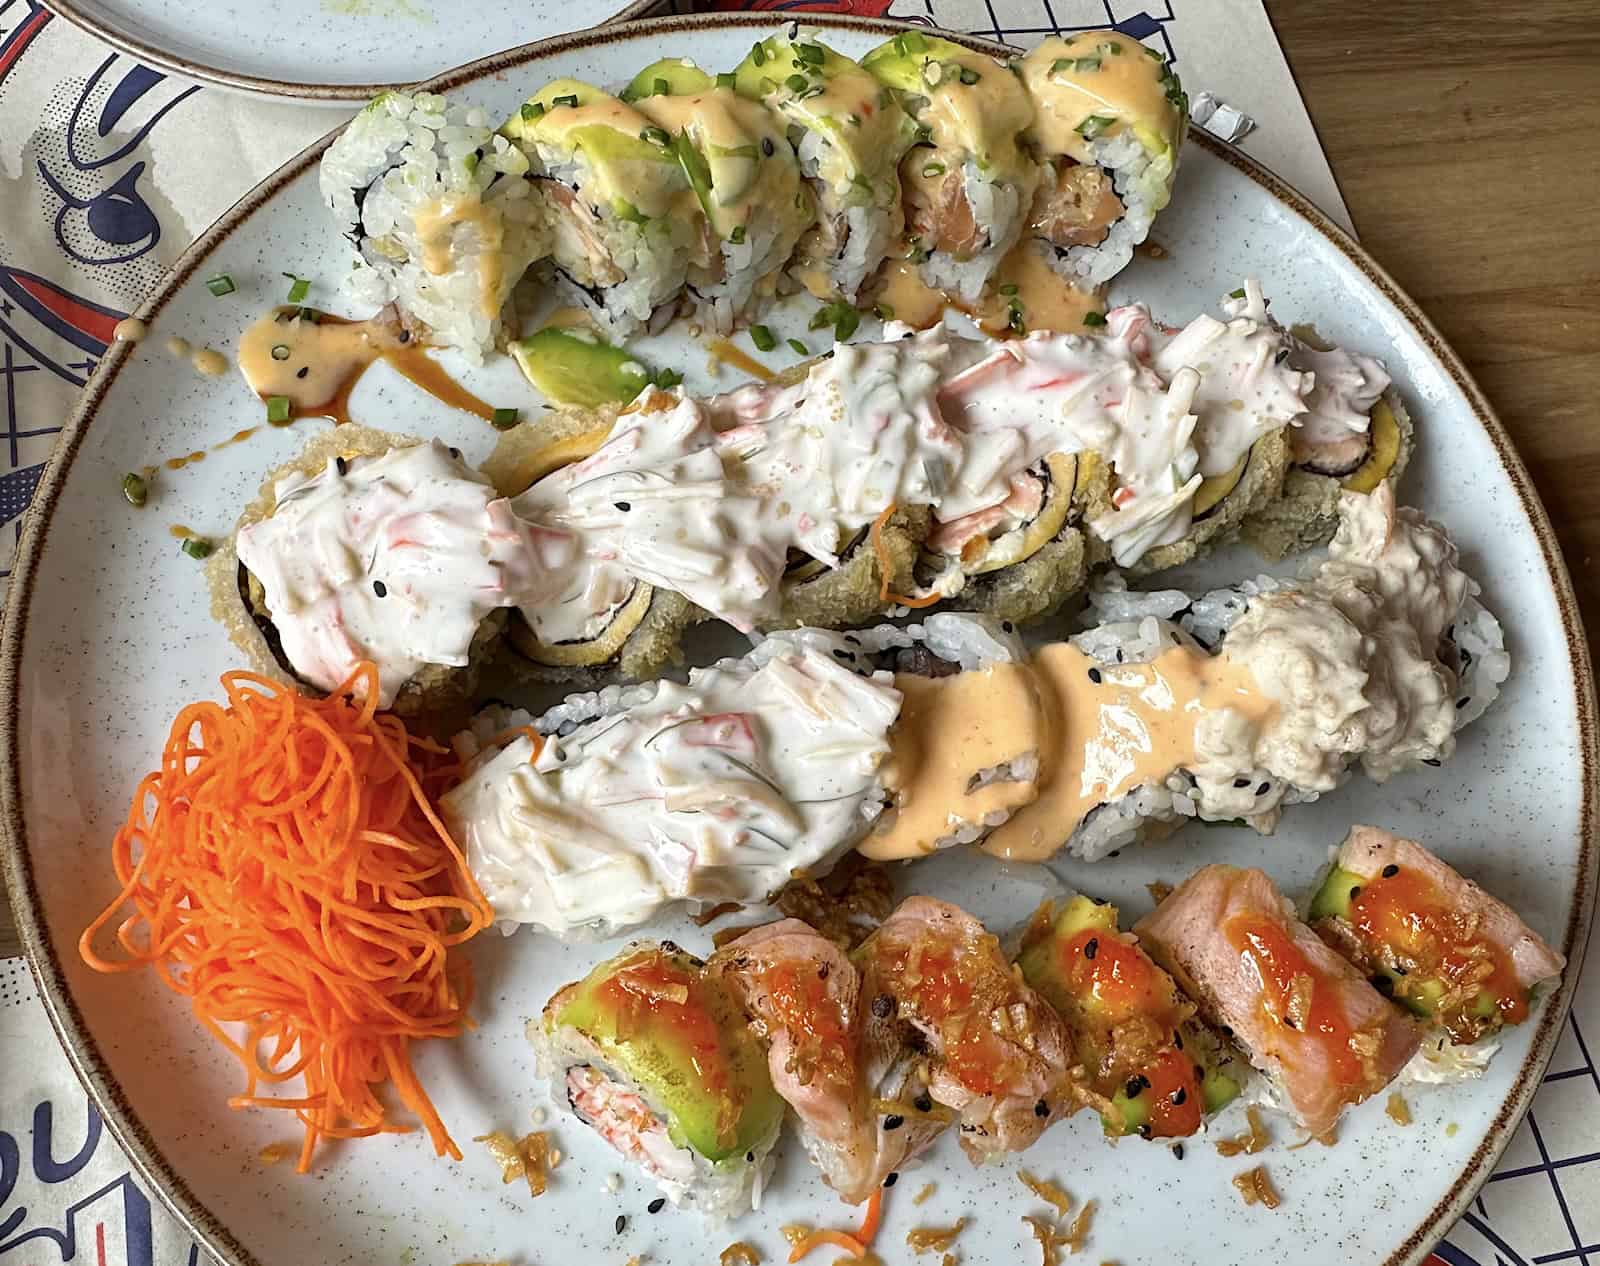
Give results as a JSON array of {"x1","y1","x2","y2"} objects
[
  {"x1": 500, "y1": 79, "x2": 695, "y2": 340},
  {"x1": 1016, "y1": 895, "x2": 1245, "y2": 1139},
  {"x1": 319, "y1": 91, "x2": 547, "y2": 363},
  {"x1": 855, "y1": 896, "x2": 1078, "y2": 1161},
  {"x1": 732, "y1": 35, "x2": 916, "y2": 302},
  {"x1": 213, "y1": 427, "x2": 561, "y2": 714},
  {"x1": 1135, "y1": 866, "x2": 1424, "y2": 1137},
  {"x1": 710, "y1": 918, "x2": 948, "y2": 1204},
  {"x1": 623, "y1": 60, "x2": 816, "y2": 333},
  {"x1": 440, "y1": 623, "x2": 903, "y2": 938},
  {"x1": 1307, "y1": 826, "x2": 1564, "y2": 1059},
  {"x1": 860, "y1": 32, "x2": 1041, "y2": 303},
  {"x1": 532, "y1": 943, "x2": 785, "y2": 1220},
  {"x1": 1019, "y1": 31, "x2": 1187, "y2": 289}
]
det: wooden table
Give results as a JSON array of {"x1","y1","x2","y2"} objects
[{"x1": 2, "y1": 0, "x2": 1597, "y2": 962}]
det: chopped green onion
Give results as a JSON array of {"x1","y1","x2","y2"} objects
[
  {"x1": 730, "y1": 225, "x2": 746, "y2": 244},
  {"x1": 265, "y1": 395, "x2": 292, "y2": 425},
  {"x1": 1075, "y1": 114, "x2": 1116, "y2": 139},
  {"x1": 722, "y1": 143, "x2": 760, "y2": 159},
  {"x1": 641, "y1": 126, "x2": 672, "y2": 146},
  {"x1": 914, "y1": 123, "x2": 933, "y2": 143},
  {"x1": 874, "y1": 303, "x2": 894, "y2": 321},
  {"x1": 653, "y1": 77, "x2": 669, "y2": 96},
  {"x1": 462, "y1": 152, "x2": 479, "y2": 175},
  {"x1": 270, "y1": 343, "x2": 291, "y2": 361},
  {"x1": 1228, "y1": 287, "x2": 1246, "y2": 299},
  {"x1": 521, "y1": 101, "x2": 546, "y2": 121},
  {"x1": 797, "y1": 42, "x2": 825, "y2": 64},
  {"x1": 717, "y1": 71, "x2": 737, "y2": 89},
  {"x1": 121, "y1": 472, "x2": 147, "y2": 507},
  {"x1": 922, "y1": 161, "x2": 946, "y2": 178},
  {"x1": 785, "y1": 73, "x2": 809, "y2": 94},
  {"x1": 897, "y1": 31, "x2": 926, "y2": 55},
  {"x1": 283, "y1": 274, "x2": 310, "y2": 303},
  {"x1": 654, "y1": 367, "x2": 683, "y2": 389},
  {"x1": 1102, "y1": 41, "x2": 1122, "y2": 55},
  {"x1": 1049, "y1": 58, "x2": 1072, "y2": 76},
  {"x1": 759, "y1": 76, "x2": 778, "y2": 96},
  {"x1": 800, "y1": 84, "x2": 825, "y2": 100},
  {"x1": 205, "y1": 274, "x2": 235, "y2": 297},
  {"x1": 958, "y1": 66, "x2": 979, "y2": 85},
  {"x1": 552, "y1": 93, "x2": 579, "y2": 108},
  {"x1": 1145, "y1": 46, "x2": 1164, "y2": 59},
  {"x1": 999, "y1": 283, "x2": 1019, "y2": 296},
  {"x1": 1082, "y1": 310, "x2": 1107, "y2": 327},
  {"x1": 787, "y1": 338, "x2": 808, "y2": 356},
  {"x1": 181, "y1": 537, "x2": 214, "y2": 560},
  {"x1": 833, "y1": 305, "x2": 860, "y2": 342},
  {"x1": 1071, "y1": 55, "x2": 1102, "y2": 72},
  {"x1": 750, "y1": 324, "x2": 777, "y2": 352},
  {"x1": 492, "y1": 406, "x2": 520, "y2": 430},
  {"x1": 752, "y1": 41, "x2": 768, "y2": 66}
]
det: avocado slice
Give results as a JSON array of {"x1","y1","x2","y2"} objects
[
  {"x1": 511, "y1": 327, "x2": 655, "y2": 409},
  {"x1": 1341, "y1": 397, "x2": 1402, "y2": 494},
  {"x1": 1192, "y1": 448, "x2": 1248, "y2": 518},
  {"x1": 546, "y1": 944, "x2": 784, "y2": 1163},
  {"x1": 621, "y1": 57, "x2": 714, "y2": 103}
]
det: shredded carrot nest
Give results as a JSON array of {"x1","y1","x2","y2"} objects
[{"x1": 78, "y1": 664, "x2": 491, "y2": 1172}]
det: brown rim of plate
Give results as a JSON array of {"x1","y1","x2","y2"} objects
[
  {"x1": 0, "y1": 12, "x2": 1594, "y2": 1266},
  {"x1": 37, "y1": 0, "x2": 661, "y2": 103}
]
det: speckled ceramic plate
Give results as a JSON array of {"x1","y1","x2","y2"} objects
[
  {"x1": 41, "y1": 0, "x2": 657, "y2": 102},
  {"x1": 2, "y1": 14, "x2": 1595, "y2": 1266}
]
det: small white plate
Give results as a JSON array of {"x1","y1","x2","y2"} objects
[
  {"x1": 42, "y1": 0, "x2": 657, "y2": 103},
  {"x1": 2, "y1": 14, "x2": 1595, "y2": 1266}
]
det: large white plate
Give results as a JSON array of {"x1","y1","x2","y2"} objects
[
  {"x1": 41, "y1": 0, "x2": 655, "y2": 102},
  {"x1": 3, "y1": 14, "x2": 1596, "y2": 1266}
]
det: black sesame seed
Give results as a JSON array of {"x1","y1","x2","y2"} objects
[
  {"x1": 1088, "y1": 667, "x2": 1103, "y2": 683},
  {"x1": 1382, "y1": 864, "x2": 1400, "y2": 878},
  {"x1": 762, "y1": 136, "x2": 776, "y2": 156},
  {"x1": 1091, "y1": 895, "x2": 1107, "y2": 905},
  {"x1": 1173, "y1": 1142, "x2": 1185, "y2": 1160},
  {"x1": 1170, "y1": 1087, "x2": 1187, "y2": 1106},
  {"x1": 1422, "y1": 758, "x2": 1442, "y2": 767},
  {"x1": 1394, "y1": 965, "x2": 1408, "y2": 976},
  {"x1": 884, "y1": 1114, "x2": 905, "y2": 1131},
  {"x1": 1284, "y1": 1017, "x2": 1298, "y2": 1030},
  {"x1": 449, "y1": 447, "x2": 461, "y2": 460},
  {"x1": 1035, "y1": 1099, "x2": 1050, "y2": 1118},
  {"x1": 844, "y1": 634, "x2": 861, "y2": 645},
  {"x1": 818, "y1": 962, "x2": 830, "y2": 980},
  {"x1": 1233, "y1": 777, "x2": 1251, "y2": 789},
  {"x1": 1125, "y1": 1075, "x2": 1148, "y2": 1098},
  {"x1": 1137, "y1": 1123, "x2": 1152, "y2": 1139},
  {"x1": 1256, "y1": 782, "x2": 1270, "y2": 796},
  {"x1": 647, "y1": 1197, "x2": 666, "y2": 1214},
  {"x1": 746, "y1": 1151, "x2": 755, "y2": 1162},
  {"x1": 913, "y1": 1093, "x2": 933, "y2": 1112},
  {"x1": 335, "y1": 456, "x2": 348, "y2": 476},
  {"x1": 1220, "y1": 1025, "x2": 1234, "y2": 1038},
  {"x1": 1002, "y1": 621, "x2": 1015, "y2": 633},
  {"x1": 884, "y1": 1172, "x2": 899, "y2": 1188},
  {"x1": 1084, "y1": 937, "x2": 1099, "y2": 960},
  {"x1": 615, "y1": 1215, "x2": 626, "y2": 1234},
  {"x1": 398, "y1": 329, "x2": 412, "y2": 343},
  {"x1": 614, "y1": 500, "x2": 632, "y2": 512},
  {"x1": 373, "y1": 580, "x2": 387, "y2": 597},
  {"x1": 833, "y1": 648, "x2": 851, "y2": 660},
  {"x1": 1457, "y1": 697, "x2": 1471, "y2": 708},
  {"x1": 1350, "y1": 886, "x2": 1361, "y2": 899},
  {"x1": 871, "y1": 994, "x2": 895, "y2": 1019},
  {"x1": 1173, "y1": 1031, "x2": 1183, "y2": 1050},
  {"x1": 296, "y1": 365, "x2": 309, "y2": 379},
  {"x1": 1370, "y1": 973, "x2": 1395, "y2": 997}
]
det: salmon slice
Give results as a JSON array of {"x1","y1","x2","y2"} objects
[
  {"x1": 1311, "y1": 825, "x2": 1565, "y2": 1045},
  {"x1": 1029, "y1": 162, "x2": 1124, "y2": 250},
  {"x1": 900, "y1": 156, "x2": 984, "y2": 259},
  {"x1": 1134, "y1": 865, "x2": 1423, "y2": 1137},
  {"x1": 856, "y1": 897, "x2": 1078, "y2": 1161},
  {"x1": 710, "y1": 919, "x2": 945, "y2": 1204}
]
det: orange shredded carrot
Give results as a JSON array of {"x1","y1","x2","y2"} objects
[
  {"x1": 78, "y1": 663, "x2": 491, "y2": 1172},
  {"x1": 856, "y1": 1187, "x2": 885, "y2": 1246},
  {"x1": 787, "y1": 1229, "x2": 865, "y2": 1263},
  {"x1": 870, "y1": 503, "x2": 943, "y2": 609}
]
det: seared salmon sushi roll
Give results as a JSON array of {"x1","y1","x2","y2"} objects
[
  {"x1": 1308, "y1": 826, "x2": 1564, "y2": 1052},
  {"x1": 855, "y1": 896, "x2": 1078, "y2": 1160},
  {"x1": 532, "y1": 943, "x2": 786, "y2": 1221},
  {"x1": 1017, "y1": 895, "x2": 1244, "y2": 1139},
  {"x1": 711, "y1": 919, "x2": 947, "y2": 1205},
  {"x1": 1135, "y1": 866, "x2": 1424, "y2": 1138}
]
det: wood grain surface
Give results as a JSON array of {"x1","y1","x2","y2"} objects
[{"x1": 2, "y1": 0, "x2": 1597, "y2": 961}]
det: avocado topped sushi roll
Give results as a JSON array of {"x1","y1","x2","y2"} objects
[
  {"x1": 534, "y1": 943, "x2": 786, "y2": 1220},
  {"x1": 502, "y1": 79, "x2": 695, "y2": 339},
  {"x1": 319, "y1": 91, "x2": 548, "y2": 362},
  {"x1": 1019, "y1": 31, "x2": 1186, "y2": 288},
  {"x1": 733, "y1": 35, "x2": 915, "y2": 302},
  {"x1": 862, "y1": 32, "x2": 1040, "y2": 303},
  {"x1": 1308, "y1": 826, "x2": 1564, "y2": 1051},
  {"x1": 1017, "y1": 895, "x2": 1244, "y2": 1139},
  {"x1": 624, "y1": 60, "x2": 816, "y2": 334}
]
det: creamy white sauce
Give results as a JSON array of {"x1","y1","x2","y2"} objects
[
  {"x1": 440, "y1": 642, "x2": 901, "y2": 936},
  {"x1": 236, "y1": 441, "x2": 571, "y2": 705}
]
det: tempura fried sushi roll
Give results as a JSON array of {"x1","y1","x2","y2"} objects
[
  {"x1": 1016, "y1": 895, "x2": 1244, "y2": 1139},
  {"x1": 214, "y1": 427, "x2": 558, "y2": 715},
  {"x1": 319, "y1": 91, "x2": 546, "y2": 361},
  {"x1": 861, "y1": 32, "x2": 1040, "y2": 303},
  {"x1": 1019, "y1": 32, "x2": 1186, "y2": 289},
  {"x1": 624, "y1": 61, "x2": 815, "y2": 333},
  {"x1": 533, "y1": 943, "x2": 785, "y2": 1221},
  {"x1": 501, "y1": 79, "x2": 695, "y2": 339},
  {"x1": 732, "y1": 35, "x2": 915, "y2": 302},
  {"x1": 1135, "y1": 866, "x2": 1424, "y2": 1137},
  {"x1": 855, "y1": 897, "x2": 1077, "y2": 1161},
  {"x1": 1308, "y1": 826, "x2": 1564, "y2": 1054},
  {"x1": 710, "y1": 919, "x2": 947, "y2": 1204}
]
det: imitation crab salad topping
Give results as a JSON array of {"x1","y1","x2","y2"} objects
[
  {"x1": 235, "y1": 441, "x2": 573, "y2": 706},
  {"x1": 440, "y1": 640, "x2": 901, "y2": 936}
]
